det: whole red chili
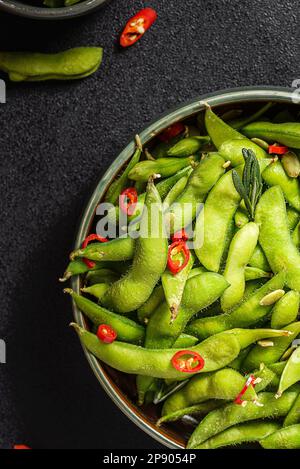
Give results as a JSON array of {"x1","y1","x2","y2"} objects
[
  {"x1": 120, "y1": 8, "x2": 158, "y2": 47},
  {"x1": 234, "y1": 374, "x2": 256, "y2": 405},
  {"x1": 171, "y1": 229, "x2": 189, "y2": 242},
  {"x1": 82, "y1": 233, "x2": 108, "y2": 269},
  {"x1": 167, "y1": 240, "x2": 190, "y2": 275},
  {"x1": 171, "y1": 350, "x2": 205, "y2": 373},
  {"x1": 120, "y1": 187, "x2": 138, "y2": 216},
  {"x1": 97, "y1": 324, "x2": 117, "y2": 344},
  {"x1": 268, "y1": 144, "x2": 289, "y2": 155},
  {"x1": 13, "y1": 444, "x2": 31, "y2": 449},
  {"x1": 158, "y1": 122, "x2": 185, "y2": 143}
]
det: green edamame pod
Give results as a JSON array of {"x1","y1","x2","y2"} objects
[
  {"x1": 137, "y1": 285, "x2": 165, "y2": 324},
  {"x1": 244, "y1": 266, "x2": 272, "y2": 281},
  {"x1": 219, "y1": 139, "x2": 267, "y2": 167},
  {"x1": 105, "y1": 136, "x2": 142, "y2": 204},
  {"x1": 187, "y1": 271, "x2": 286, "y2": 340},
  {"x1": 234, "y1": 206, "x2": 249, "y2": 228},
  {"x1": 281, "y1": 151, "x2": 300, "y2": 178},
  {"x1": 255, "y1": 186, "x2": 300, "y2": 291},
  {"x1": 242, "y1": 121, "x2": 300, "y2": 148},
  {"x1": 197, "y1": 421, "x2": 280, "y2": 450},
  {"x1": 0, "y1": 47, "x2": 103, "y2": 82},
  {"x1": 168, "y1": 152, "x2": 225, "y2": 233},
  {"x1": 128, "y1": 157, "x2": 195, "y2": 182},
  {"x1": 221, "y1": 222, "x2": 259, "y2": 311},
  {"x1": 81, "y1": 283, "x2": 109, "y2": 300},
  {"x1": 204, "y1": 105, "x2": 244, "y2": 148},
  {"x1": 72, "y1": 324, "x2": 287, "y2": 379},
  {"x1": 157, "y1": 401, "x2": 222, "y2": 426},
  {"x1": 260, "y1": 424, "x2": 300, "y2": 449},
  {"x1": 151, "y1": 133, "x2": 185, "y2": 159},
  {"x1": 166, "y1": 136, "x2": 210, "y2": 157},
  {"x1": 161, "y1": 252, "x2": 194, "y2": 321},
  {"x1": 269, "y1": 361, "x2": 287, "y2": 377},
  {"x1": 60, "y1": 258, "x2": 106, "y2": 282},
  {"x1": 242, "y1": 322, "x2": 300, "y2": 371},
  {"x1": 287, "y1": 206, "x2": 300, "y2": 230},
  {"x1": 163, "y1": 174, "x2": 189, "y2": 207},
  {"x1": 292, "y1": 221, "x2": 300, "y2": 249},
  {"x1": 262, "y1": 160, "x2": 300, "y2": 211},
  {"x1": 271, "y1": 290, "x2": 300, "y2": 329},
  {"x1": 65, "y1": 289, "x2": 145, "y2": 345},
  {"x1": 277, "y1": 347, "x2": 300, "y2": 397},
  {"x1": 187, "y1": 391, "x2": 298, "y2": 449},
  {"x1": 173, "y1": 333, "x2": 198, "y2": 348},
  {"x1": 194, "y1": 167, "x2": 242, "y2": 272},
  {"x1": 101, "y1": 179, "x2": 168, "y2": 313},
  {"x1": 85, "y1": 268, "x2": 119, "y2": 285},
  {"x1": 248, "y1": 244, "x2": 270, "y2": 271},
  {"x1": 284, "y1": 393, "x2": 300, "y2": 427}
]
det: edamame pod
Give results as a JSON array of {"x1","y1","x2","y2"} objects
[
  {"x1": 163, "y1": 174, "x2": 189, "y2": 207},
  {"x1": 287, "y1": 206, "x2": 300, "y2": 230},
  {"x1": 221, "y1": 222, "x2": 259, "y2": 311},
  {"x1": 0, "y1": 47, "x2": 103, "y2": 82},
  {"x1": 128, "y1": 157, "x2": 194, "y2": 182},
  {"x1": 219, "y1": 139, "x2": 267, "y2": 167},
  {"x1": 242, "y1": 322, "x2": 300, "y2": 371},
  {"x1": 71, "y1": 236, "x2": 135, "y2": 262},
  {"x1": 187, "y1": 272, "x2": 286, "y2": 340},
  {"x1": 187, "y1": 391, "x2": 298, "y2": 449},
  {"x1": 284, "y1": 393, "x2": 300, "y2": 427},
  {"x1": 281, "y1": 151, "x2": 300, "y2": 178},
  {"x1": 244, "y1": 266, "x2": 272, "y2": 281},
  {"x1": 234, "y1": 206, "x2": 249, "y2": 228},
  {"x1": 167, "y1": 136, "x2": 210, "y2": 157},
  {"x1": 262, "y1": 160, "x2": 300, "y2": 211},
  {"x1": 60, "y1": 258, "x2": 105, "y2": 282},
  {"x1": 71, "y1": 324, "x2": 288, "y2": 379},
  {"x1": 271, "y1": 290, "x2": 300, "y2": 329},
  {"x1": 248, "y1": 245, "x2": 270, "y2": 271},
  {"x1": 101, "y1": 179, "x2": 168, "y2": 313},
  {"x1": 260, "y1": 424, "x2": 300, "y2": 449},
  {"x1": 85, "y1": 268, "x2": 119, "y2": 285},
  {"x1": 292, "y1": 221, "x2": 300, "y2": 249},
  {"x1": 255, "y1": 186, "x2": 300, "y2": 291},
  {"x1": 151, "y1": 133, "x2": 185, "y2": 159},
  {"x1": 276, "y1": 346, "x2": 300, "y2": 397},
  {"x1": 197, "y1": 421, "x2": 280, "y2": 450},
  {"x1": 242, "y1": 121, "x2": 300, "y2": 148},
  {"x1": 157, "y1": 401, "x2": 222, "y2": 425},
  {"x1": 81, "y1": 283, "x2": 109, "y2": 300},
  {"x1": 137, "y1": 285, "x2": 165, "y2": 324},
  {"x1": 204, "y1": 105, "x2": 244, "y2": 148}
]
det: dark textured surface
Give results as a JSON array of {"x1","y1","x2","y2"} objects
[{"x1": 0, "y1": 0, "x2": 298, "y2": 449}]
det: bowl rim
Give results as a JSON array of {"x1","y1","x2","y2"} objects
[
  {"x1": 71, "y1": 86, "x2": 296, "y2": 449},
  {"x1": 0, "y1": 0, "x2": 109, "y2": 19}
]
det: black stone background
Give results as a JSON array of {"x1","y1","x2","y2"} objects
[{"x1": 0, "y1": 0, "x2": 298, "y2": 449}]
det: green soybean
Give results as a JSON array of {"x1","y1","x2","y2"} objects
[
  {"x1": 219, "y1": 138, "x2": 267, "y2": 167},
  {"x1": 248, "y1": 245, "x2": 270, "y2": 271},
  {"x1": 71, "y1": 236, "x2": 135, "y2": 262},
  {"x1": 284, "y1": 393, "x2": 300, "y2": 427},
  {"x1": 271, "y1": 290, "x2": 300, "y2": 329},
  {"x1": 262, "y1": 160, "x2": 300, "y2": 211},
  {"x1": 260, "y1": 424, "x2": 300, "y2": 449},
  {"x1": 204, "y1": 105, "x2": 244, "y2": 149},
  {"x1": 242, "y1": 121, "x2": 300, "y2": 149},
  {"x1": 85, "y1": 268, "x2": 119, "y2": 285},
  {"x1": 81, "y1": 283, "x2": 109, "y2": 300},
  {"x1": 244, "y1": 266, "x2": 272, "y2": 281},
  {"x1": 277, "y1": 346, "x2": 300, "y2": 397},
  {"x1": 167, "y1": 136, "x2": 210, "y2": 157},
  {"x1": 137, "y1": 285, "x2": 165, "y2": 324},
  {"x1": 0, "y1": 47, "x2": 103, "y2": 82},
  {"x1": 163, "y1": 174, "x2": 189, "y2": 207},
  {"x1": 128, "y1": 157, "x2": 194, "y2": 182}
]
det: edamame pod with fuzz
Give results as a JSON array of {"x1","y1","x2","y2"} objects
[
  {"x1": 60, "y1": 258, "x2": 106, "y2": 282},
  {"x1": 72, "y1": 324, "x2": 288, "y2": 379},
  {"x1": 242, "y1": 322, "x2": 300, "y2": 371},
  {"x1": 260, "y1": 424, "x2": 300, "y2": 449},
  {"x1": 101, "y1": 179, "x2": 168, "y2": 313},
  {"x1": 167, "y1": 136, "x2": 210, "y2": 157},
  {"x1": 137, "y1": 285, "x2": 165, "y2": 324},
  {"x1": 0, "y1": 48, "x2": 103, "y2": 81},
  {"x1": 271, "y1": 290, "x2": 300, "y2": 329},
  {"x1": 276, "y1": 347, "x2": 300, "y2": 397},
  {"x1": 219, "y1": 139, "x2": 267, "y2": 167},
  {"x1": 221, "y1": 222, "x2": 259, "y2": 311},
  {"x1": 244, "y1": 266, "x2": 272, "y2": 281},
  {"x1": 186, "y1": 272, "x2": 286, "y2": 340},
  {"x1": 204, "y1": 105, "x2": 244, "y2": 149},
  {"x1": 284, "y1": 393, "x2": 300, "y2": 427},
  {"x1": 197, "y1": 422, "x2": 280, "y2": 450},
  {"x1": 163, "y1": 174, "x2": 189, "y2": 207},
  {"x1": 287, "y1": 206, "x2": 300, "y2": 230},
  {"x1": 81, "y1": 283, "x2": 109, "y2": 300},
  {"x1": 128, "y1": 157, "x2": 195, "y2": 182},
  {"x1": 187, "y1": 391, "x2": 299, "y2": 449},
  {"x1": 262, "y1": 161, "x2": 300, "y2": 211},
  {"x1": 248, "y1": 245, "x2": 270, "y2": 271},
  {"x1": 84, "y1": 269, "x2": 119, "y2": 285},
  {"x1": 242, "y1": 121, "x2": 300, "y2": 148},
  {"x1": 71, "y1": 236, "x2": 135, "y2": 262},
  {"x1": 255, "y1": 186, "x2": 300, "y2": 291}
]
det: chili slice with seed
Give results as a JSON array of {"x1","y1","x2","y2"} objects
[
  {"x1": 234, "y1": 374, "x2": 256, "y2": 405},
  {"x1": 268, "y1": 144, "x2": 289, "y2": 155},
  {"x1": 97, "y1": 324, "x2": 117, "y2": 344},
  {"x1": 120, "y1": 187, "x2": 138, "y2": 216},
  {"x1": 82, "y1": 233, "x2": 108, "y2": 269},
  {"x1": 120, "y1": 8, "x2": 157, "y2": 48},
  {"x1": 171, "y1": 350, "x2": 205, "y2": 373},
  {"x1": 171, "y1": 229, "x2": 189, "y2": 242},
  {"x1": 167, "y1": 240, "x2": 190, "y2": 275},
  {"x1": 158, "y1": 122, "x2": 185, "y2": 142}
]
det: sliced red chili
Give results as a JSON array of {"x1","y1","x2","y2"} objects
[
  {"x1": 171, "y1": 229, "x2": 189, "y2": 242},
  {"x1": 120, "y1": 187, "x2": 138, "y2": 216},
  {"x1": 120, "y1": 8, "x2": 157, "y2": 47},
  {"x1": 13, "y1": 444, "x2": 31, "y2": 449},
  {"x1": 97, "y1": 324, "x2": 117, "y2": 344},
  {"x1": 234, "y1": 374, "x2": 256, "y2": 405},
  {"x1": 158, "y1": 122, "x2": 185, "y2": 143},
  {"x1": 171, "y1": 350, "x2": 205, "y2": 373},
  {"x1": 167, "y1": 240, "x2": 190, "y2": 275},
  {"x1": 82, "y1": 233, "x2": 108, "y2": 269},
  {"x1": 268, "y1": 144, "x2": 289, "y2": 155}
]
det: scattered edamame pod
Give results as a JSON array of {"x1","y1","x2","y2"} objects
[
  {"x1": 260, "y1": 424, "x2": 300, "y2": 449},
  {"x1": 0, "y1": 47, "x2": 103, "y2": 82}
]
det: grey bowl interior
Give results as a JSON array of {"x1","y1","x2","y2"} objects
[
  {"x1": 71, "y1": 86, "x2": 297, "y2": 448},
  {"x1": 0, "y1": 0, "x2": 109, "y2": 20}
]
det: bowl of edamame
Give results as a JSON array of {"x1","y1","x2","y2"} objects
[
  {"x1": 0, "y1": 0, "x2": 109, "y2": 20},
  {"x1": 62, "y1": 86, "x2": 300, "y2": 449}
]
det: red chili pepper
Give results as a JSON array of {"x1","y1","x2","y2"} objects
[
  {"x1": 167, "y1": 240, "x2": 190, "y2": 275},
  {"x1": 268, "y1": 144, "x2": 289, "y2": 155},
  {"x1": 81, "y1": 233, "x2": 108, "y2": 269},
  {"x1": 97, "y1": 324, "x2": 117, "y2": 344},
  {"x1": 13, "y1": 444, "x2": 31, "y2": 449},
  {"x1": 234, "y1": 374, "x2": 256, "y2": 405},
  {"x1": 158, "y1": 122, "x2": 185, "y2": 143},
  {"x1": 120, "y1": 8, "x2": 157, "y2": 47},
  {"x1": 171, "y1": 229, "x2": 189, "y2": 242},
  {"x1": 120, "y1": 187, "x2": 138, "y2": 216},
  {"x1": 171, "y1": 350, "x2": 205, "y2": 373}
]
